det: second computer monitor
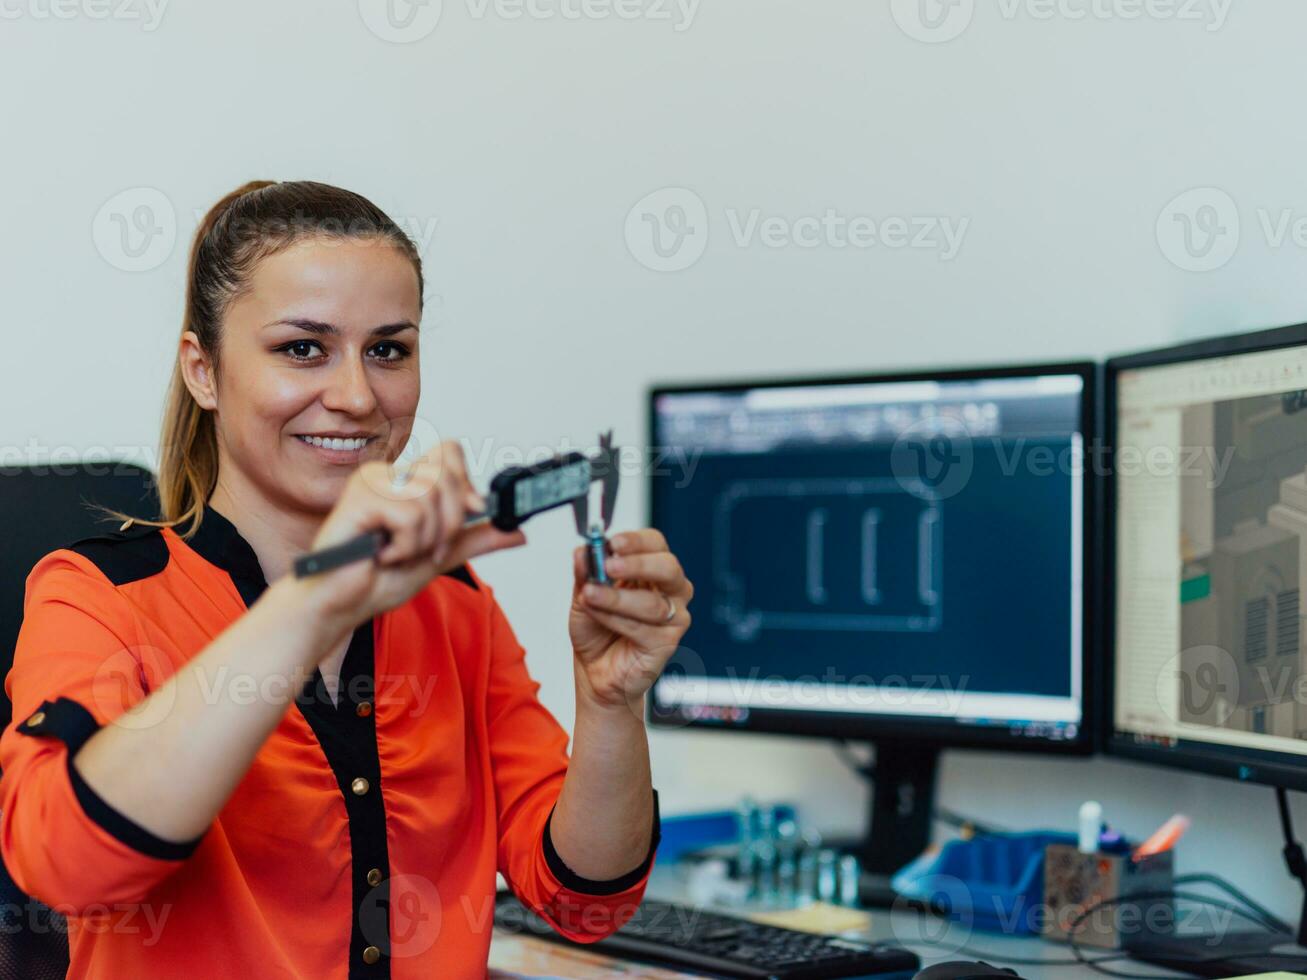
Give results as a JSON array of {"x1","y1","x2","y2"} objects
[{"x1": 648, "y1": 362, "x2": 1095, "y2": 752}]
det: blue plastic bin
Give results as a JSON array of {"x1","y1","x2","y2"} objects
[{"x1": 891, "y1": 831, "x2": 1076, "y2": 934}]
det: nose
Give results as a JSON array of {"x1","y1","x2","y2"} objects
[{"x1": 321, "y1": 352, "x2": 379, "y2": 418}]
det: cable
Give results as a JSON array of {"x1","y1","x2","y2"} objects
[
  {"x1": 1172, "y1": 873, "x2": 1288, "y2": 935},
  {"x1": 889, "y1": 900, "x2": 1131, "y2": 967},
  {"x1": 1065, "y1": 888, "x2": 1282, "y2": 979},
  {"x1": 891, "y1": 875, "x2": 1292, "y2": 975},
  {"x1": 1276, "y1": 786, "x2": 1307, "y2": 947}
]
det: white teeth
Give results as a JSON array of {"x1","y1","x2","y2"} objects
[{"x1": 298, "y1": 435, "x2": 369, "y2": 451}]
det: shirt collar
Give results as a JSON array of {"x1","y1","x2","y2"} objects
[{"x1": 185, "y1": 502, "x2": 269, "y2": 588}]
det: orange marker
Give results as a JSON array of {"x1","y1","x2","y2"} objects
[{"x1": 1131, "y1": 814, "x2": 1190, "y2": 862}]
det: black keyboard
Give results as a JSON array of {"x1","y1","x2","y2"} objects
[{"x1": 493, "y1": 891, "x2": 920, "y2": 979}]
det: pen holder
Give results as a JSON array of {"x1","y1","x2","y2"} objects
[{"x1": 1041, "y1": 844, "x2": 1174, "y2": 949}]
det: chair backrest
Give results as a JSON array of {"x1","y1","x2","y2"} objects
[{"x1": 0, "y1": 461, "x2": 160, "y2": 980}]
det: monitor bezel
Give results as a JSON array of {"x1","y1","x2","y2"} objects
[
  {"x1": 1105, "y1": 321, "x2": 1307, "y2": 791},
  {"x1": 646, "y1": 359, "x2": 1099, "y2": 756}
]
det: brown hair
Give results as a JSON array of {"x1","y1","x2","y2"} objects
[{"x1": 97, "y1": 180, "x2": 423, "y2": 538}]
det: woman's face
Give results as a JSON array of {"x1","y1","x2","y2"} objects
[{"x1": 188, "y1": 235, "x2": 422, "y2": 516}]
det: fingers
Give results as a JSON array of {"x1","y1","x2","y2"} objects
[
  {"x1": 608, "y1": 528, "x2": 668, "y2": 557},
  {"x1": 380, "y1": 441, "x2": 481, "y2": 568},
  {"x1": 581, "y1": 580, "x2": 690, "y2": 628},
  {"x1": 601, "y1": 551, "x2": 693, "y2": 600},
  {"x1": 577, "y1": 598, "x2": 686, "y2": 654}
]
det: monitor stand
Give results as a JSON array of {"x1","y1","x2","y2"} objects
[{"x1": 827, "y1": 741, "x2": 940, "y2": 909}]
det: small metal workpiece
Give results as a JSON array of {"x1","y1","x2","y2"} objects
[{"x1": 571, "y1": 429, "x2": 620, "y2": 584}]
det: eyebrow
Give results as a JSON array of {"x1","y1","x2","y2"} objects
[{"x1": 264, "y1": 318, "x2": 418, "y2": 337}]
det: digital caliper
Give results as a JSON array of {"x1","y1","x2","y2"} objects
[{"x1": 293, "y1": 430, "x2": 621, "y2": 583}]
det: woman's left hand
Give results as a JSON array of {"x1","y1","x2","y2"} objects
[{"x1": 569, "y1": 529, "x2": 693, "y2": 712}]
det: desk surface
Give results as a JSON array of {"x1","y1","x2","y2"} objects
[{"x1": 489, "y1": 867, "x2": 1120, "y2": 980}]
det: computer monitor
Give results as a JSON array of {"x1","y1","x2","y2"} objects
[
  {"x1": 647, "y1": 362, "x2": 1097, "y2": 883},
  {"x1": 1107, "y1": 322, "x2": 1307, "y2": 974}
]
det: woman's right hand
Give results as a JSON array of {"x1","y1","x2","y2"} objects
[{"x1": 295, "y1": 440, "x2": 526, "y2": 641}]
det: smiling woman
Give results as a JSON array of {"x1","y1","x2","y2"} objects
[{"x1": 0, "y1": 180, "x2": 689, "y2": 980}]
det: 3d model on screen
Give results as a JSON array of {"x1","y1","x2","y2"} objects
[{"x1": 1179, "y1": 393, "x2": 1307, "y2": 737}]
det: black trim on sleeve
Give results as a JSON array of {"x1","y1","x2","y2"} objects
[
  {"x1": 66, "y1": 759, "x2": 204, "y2": 861},
  {"x1": 542, "y1": 788, "x2": 661, "y2": 896},
  {"x1": 16, "y1": 697, "x2": 204, "y2": 861},
  {"x1": 16, "y1": 697, "x2": 99, "y2": 753}
]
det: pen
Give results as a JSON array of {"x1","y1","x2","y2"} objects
[{"x1": 1131, "y1": 813, "x2": 1190, "y2": 862}]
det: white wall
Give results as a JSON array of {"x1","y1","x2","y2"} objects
[{"x1": 6, "y1": 0, "x2": 1307, "y2": 920}]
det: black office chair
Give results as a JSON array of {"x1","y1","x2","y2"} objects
[{"x1": 0, "y1": 461, "x2": 160, "y2": 980}]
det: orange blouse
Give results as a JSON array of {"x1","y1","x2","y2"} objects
[{"x1": 0, "y1": 503, "x2": 658, "y2": 979}]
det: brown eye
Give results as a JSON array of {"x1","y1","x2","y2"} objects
[
  {"x1": 277, "y1": 340, "x2": 323, "y2": 360},
  {"x1": 370, "y1": 342, "x2": 411, "y2": 362}
]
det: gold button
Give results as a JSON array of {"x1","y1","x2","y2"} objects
[
  {"x1": 366, "y1": 867, "x2": 383, "y2": 886},
  {"x1": 351, "y1": 777, "x2": 370, "y2": 796},
  {"x1": 362, "y1": 945, "x2": 381, "y2": 965},
  {"x1": 27, "y1": 711, "x2": 45, "y2": 727},
  {"x1": 356, "y1": 701, "x2": 373, "y2": 718}
]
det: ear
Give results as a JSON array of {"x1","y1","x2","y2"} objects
[{"x1": 179, "y1": 331, "x2": 218, "y2": 411}]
